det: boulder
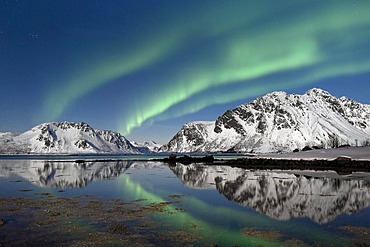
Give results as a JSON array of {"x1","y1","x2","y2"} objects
[
  {"x1": 169, "y1": 154, "x2": 177, "y2": 160},
  {"x1": 335, "y1": 156, "x2": 352, "y2": 162},
  {"x1": 302, "y1": 146, "x2": 313, "y2": 151}
]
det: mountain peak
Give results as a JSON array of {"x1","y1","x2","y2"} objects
[
  {"x1": 305, "y1": 87, "x2": 331, "y2": 96},
  {"x1": 264, "y1": 91, "x2": 288, "y2": 98}
]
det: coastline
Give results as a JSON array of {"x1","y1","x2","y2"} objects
[{"x1": 1, "y1": 146, "x2": 370, "y2": 173}]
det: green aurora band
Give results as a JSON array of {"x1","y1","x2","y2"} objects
[
  {"x1": 149, "y1": 58, "x2": 370, "y2": 125},
  {"x1": 41, "y1": 2, "x2": 370, "y2": 135},
  {"x1": 119, "y1": 2, "x2": 370, "y2": 134},
  {"x1": 42, "y1": 2, "x2": 263, "y2": 121},
  {"x1": 43, "y1": 30, "x2": 182, "y2": 120}
]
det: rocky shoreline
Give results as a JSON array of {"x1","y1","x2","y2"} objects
[{"x1": 154, "y1": 155, "x2": 370, "y2": 173}]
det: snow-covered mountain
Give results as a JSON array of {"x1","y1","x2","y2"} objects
[
  {"x1": 169, "y1": 163, "x2": 370, "y2": 224},
  {"x1": 0, "y1": 122, "x2": 141, "y2": 154},
  {"x1": 161, "y1": 88, "x2": 370, "y2": 153},
  {"x1": 131, "y1": 140, "x2": 162, "y2": 153}
]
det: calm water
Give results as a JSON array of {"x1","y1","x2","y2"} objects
[{"x1": 1, "y1": 158, "x2": 370, "y2": 246}]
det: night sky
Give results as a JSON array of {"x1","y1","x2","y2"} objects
[{"x1": 1, "y1": 0, "x2": 370, "y2": 143}]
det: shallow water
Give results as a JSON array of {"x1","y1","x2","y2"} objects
[{"x1": 1, "y1": 159, "x2": 370, "y2": 246}]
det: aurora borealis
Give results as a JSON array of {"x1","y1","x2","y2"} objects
[{"x1": 1, "y1": 1, "x2": 370, "y2": 143}]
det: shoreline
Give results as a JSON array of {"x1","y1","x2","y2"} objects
[
  {"x1": 153, "y1": 155, "x2": 370, "y2": 173},
  {"x1": 2, "y1": 147, "x2": 370, "y2": 173}
]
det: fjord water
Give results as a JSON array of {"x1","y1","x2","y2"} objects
[{"x1": 1, "y1": 159, "x2": 370, "y2": 246}]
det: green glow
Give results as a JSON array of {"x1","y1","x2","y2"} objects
[
  {"x1": 118, "y1": 175, "x2": 279, "y2": 246},
  {"x1": 43, "y1": 32, "x2": 182, "y2": 120},
  {"x1": 121, "y1": 35, "x2": 319, "y2": 134},
  {"x1": 40, "y1": 1, "x2": 370, "y2": 133},
  {"x1": 118, "y1": 173, "x2": 346, "y2": 246},
  {"x1": 154, "y1": 59, "x2": 370, "y2": 123},
  {"x1": 121, "y1": 2, "x2": 370, "y2": 134},
  {"x1": 43, "y1": 2, "x2": 261, "y2": 121}
]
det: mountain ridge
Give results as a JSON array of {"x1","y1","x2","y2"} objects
[
  {"x1": 0, "y1": 121, "x2": 141, "y2": 154},
  {"x1": 161, "y1": 88, "x2": 370, "y2": 153},
  {"x1": 2, "y1": 88, "x2": 369, "y2": 154}
]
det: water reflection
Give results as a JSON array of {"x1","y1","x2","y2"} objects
[
  {"x1": 2, "y1": 160, "x2": 370, "y2": 224},
  {"x1": 0, "y1": 160, "x2": 138, "y2": 188},
  {"x1": 170, "y1": 163, "x2": 370, "y2": 224}
]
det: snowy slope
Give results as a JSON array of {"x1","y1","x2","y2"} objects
[
  {"x1": 0, "y1": 122, "x2": 141, "y2": 154},
  {"x1": 131, "y1": 140, "x2": 162, "y2": 153},
  {"x1": 161, "y1": 88, "x2": 370, "y2": 153}
]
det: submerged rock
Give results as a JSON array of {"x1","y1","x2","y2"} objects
[{"x1": 107, "y1": 223, "x2": 128, "y2": 234}]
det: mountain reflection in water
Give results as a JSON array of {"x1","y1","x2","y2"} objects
[
  {"x1": 0, "y1": 160, "x2": 137, "y2": 188},
  {"x1": 1, "y1": 160, "x2": 370, "y2": 225},
  {"x1": 169, "y1": 163, "x2": 370, "y2": 224}
]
